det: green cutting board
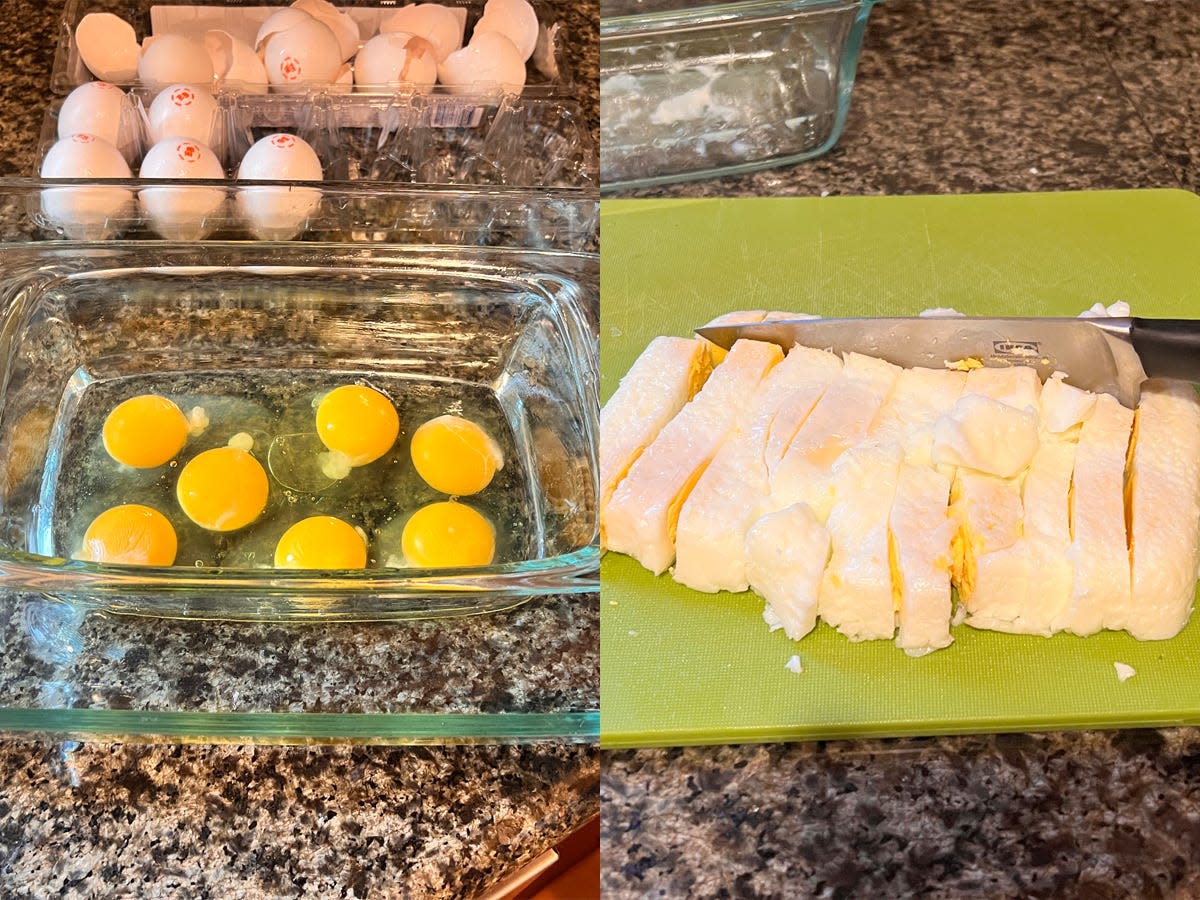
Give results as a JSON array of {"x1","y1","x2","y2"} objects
[{"x1": 600, "y1": 190, "x2": 1200, "y2": 749}]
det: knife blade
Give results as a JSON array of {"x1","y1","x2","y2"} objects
[{"x1": 695, "y1": 317, "x2": 1200, "y2": 407}]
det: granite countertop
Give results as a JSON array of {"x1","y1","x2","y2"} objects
[
  {"x1": 0, "y1": 1, "x2": 599, "y2": 897},
  {"x1": 602, "y1": 1, "x2": 1200, "y2": 897}
]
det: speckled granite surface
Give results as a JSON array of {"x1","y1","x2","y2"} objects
[
  {"x1": 603, "y1": 732, "x2": 1200, "y2": 898},
  {"x1": 601, "y1": 1, "x2": 1200, "y2": 897},
  {"x1": 3, "y1": 740, "x2": 598, "y2": 898},
  {"x1": 0, "y1": 1, "x2": 600, "y2": 897},
  {"x1": 608, "y1": 0, "x2": 1199, "y2": 197}
]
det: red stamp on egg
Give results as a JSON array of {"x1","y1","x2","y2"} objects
[
  {"x1": 176, "y1": 141, "x2": 202, "y2": 163},
  {"x1": 170, "y1": 87, "x2": 196, "y2": 108},
  {"x1": 280, "y1": 55, "x2": 303, "y2": 82},
  {"x1": 73, "y1": 133, "x2": 95, "y2": 144},
  {"x1": 270, "y1": 134, "x2": 297, "y2": 150}
]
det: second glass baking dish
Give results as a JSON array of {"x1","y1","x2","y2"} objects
[{"x1": 601, "y1": 0, "x2": 880, "y2": 191}]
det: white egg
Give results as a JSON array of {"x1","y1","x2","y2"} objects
[
  {"x1": 259, "y1": 14, "x2": 344, "y2": 87},
  {"x1": 75, "y1": 13, "x2": 140, "y2": 83},
  {"x1": 41, "y1": 133, "x2": 132, "y2": 179},
  {"x1": 148, "y1": 84, "x2": 221, "y2": 149},
  {"x1": 138, "y1": 34, "x2": 215, "y2": 92},
  {"x1": 204, "y1": 30, "x2": 269, "y2": 93},
  {"x1": 354, "y1": 33, "x2": 438, "y2": 90},
  {"x1": 138, "y1": 138, "x2": 226, "y2": 240},
  {"x1": 236, "y1": 134, "x2": 324, "y2": 241},
  {"x1": 438, "y1": 31, "x2": 526, "y2": 97},
  {"x1": 291, "y1": 0, "x2": 361, "y2": 62},
  {"x1": 380, "y1": 5, "x2": 464, "y2": 63},
  {"x1": 57, "y1": 82, "x2": 129, "y2": 151},
  {"x1": 474, "y1": 0, "x2": 539, "y2": 61},
  {"x1": 40, "y1": 134, "x2": 134, "y2": 240},
  {"x1": 237, "y1": 133, "x2": 324, "y2": 180}
]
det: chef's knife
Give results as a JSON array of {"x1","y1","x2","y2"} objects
[{"x1": 695, "y1": 317, "x2": 1200, "y2": 407}]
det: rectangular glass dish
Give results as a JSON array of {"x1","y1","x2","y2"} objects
[
  {"x1": 0, "y1": 240, "x2": 598, "y2": 620},
  {"x1": 600, "y1": 0, "x2": 880, "y2": 191},
  {"x1": 0, "y1": 239, "x2": 598, "y2": 744}
]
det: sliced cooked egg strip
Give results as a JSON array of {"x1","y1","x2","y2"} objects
[
  {"x1": 1055, "y1": 392, "x2": 1134, "y2": 636},
  {"x1": 1003, "y1": 374, "x2": 1096, "y2": 634},
  {"x1": 1127, "y1": 379, "x2": 1200, "y2": 640},
  {"x1": 817, "y1": 442, "x2": 903, "y2": 642},
  {"x1": 599, "y1": 336, "x2": 711, "y2": 547},
  {"x1": 745, "y1": 502, "x2": 830, "y2": 641},
  {"x1": 869, "y1": 366, "x2": 967, "y2": 467},
  {"x1": 674, "y1": 345, "x2": 840, "y2": 594},
  {"x1": 603, "y1": 339, "x2": 782, "y2": 575},
  {"x1": 948, "y1": 469, "x2": 1026, "y2": 628},
  {"x1": 891, "y1": 462, "x2": 956, "y2": 655},
  {"x1": 770, "y1": 352, "x2": 902, "y2": 523}
]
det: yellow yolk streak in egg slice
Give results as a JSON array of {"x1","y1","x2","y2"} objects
[
  {"x1": 274, "y1": 515, "x2": 367, "y2": 569},
  {"x1": 410, "y1": 414, "x2": 503, "y2": 496},
  {"x1": 77, "y1": 503, "x2": 177, "y2": 566},
  {"x1": 315, "y1": 385, "x2": 400, "y2": 467},
  {"x1": 401, "y1": 501, "x2": 495, "y2": 568},
  {"x1": 176, "y1": 446, "x2": 269, "y2": 531},
  {"x1": 103, "y1": 394, "x2": 189, "y2": 468}
]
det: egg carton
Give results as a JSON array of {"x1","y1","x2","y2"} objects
[
  {"x1": 39, "y1": 83, "x2": 596, "y2": 187},
  {"x1": 52, "y1": 0, "x2": 567, "y2": 96},
  {"x1": 9, "y1": 176, "x2": 596, "y2": 250}
]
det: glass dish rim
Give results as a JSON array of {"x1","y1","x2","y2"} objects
[
  {"x1": 0, "y1": 239, "x2": 599, "y2": 606},
  {"x1": 601, "y1": 0, "x2": 875, "y2": 35}
]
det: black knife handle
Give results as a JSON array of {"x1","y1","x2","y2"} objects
[{"x1": 1131, "y1": 318, "x2": 1200, "y2": 382}]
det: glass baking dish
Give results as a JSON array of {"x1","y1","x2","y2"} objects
[
  {"x1": 0, "y1": 240, "x2": 598, "y2": 745},
  {"x1": 600, "y1": 0, "x2": 880, "y2": 191},
  {"x1": 0, "y1": 240, "x2": 598, "y2": 622}
]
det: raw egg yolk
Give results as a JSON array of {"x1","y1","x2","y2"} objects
[
  {"x1": 77, "y1": 504, "x2": 177, "y2": 566},
  {"x1": 176, "y1": 446, "x2": 269, "y2": 532},
  {"x1": 102, "y1": 394, "x2": 189, "y2": 468},
  {"x1": 274, "y1": 515, "x2": 367, "y2": 570},
  {"x1": 401, "y1": 500, "x2": 495, "y2": 568},
  {"x1": 315, "y1": 385, "x2": 400, "y2": 467},
  {"x1": 410, "y1": 414, "x2": 503, "y2": 496}
]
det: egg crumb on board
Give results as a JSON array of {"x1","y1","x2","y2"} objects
[
  {"x1": 602, "y1": 307, "x2": 1200, "y2": 654},
  {"x1": 1114, "y1": 662, "x2": 1137, "y2": 682},
  {"x1": 785, "y1": 655, "x2": 803, "y2": 674}
]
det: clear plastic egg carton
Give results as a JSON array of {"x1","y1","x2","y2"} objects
[
  {"x1": 52, "y1": 0, "x2": 567, "y2": 95},
  {"x1": 36, "y1": 2, "x2": 595, "y2": 245},
  {"x1": 15, "y1": 175, "x2": 595, "y2": 250},
  {"x1": 40, "y1": 86, "x2": 595, "y2": 188}
]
